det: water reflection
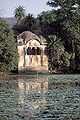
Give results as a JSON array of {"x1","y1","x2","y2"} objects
[
  {"x1": 18, "y1": 78, "x2": 48, "y2": 118},
  {"x1": 0, "y1": 75, "x2": 80, "y2": 119}
]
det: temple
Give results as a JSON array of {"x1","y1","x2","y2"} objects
[{"x1": 17, "y1": 31, "x2": 48, "y2": 73}]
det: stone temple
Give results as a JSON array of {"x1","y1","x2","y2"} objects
[{"x1": 17, "y1": 31, "x2": 48, "y2": 73}]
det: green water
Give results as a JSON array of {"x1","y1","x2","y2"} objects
[{"x1": 0, "y1": 75, "x2": 80, "y2": 120}]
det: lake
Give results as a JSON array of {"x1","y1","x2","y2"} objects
[{"x1": 0, "y1": 75, "x2": 80, "y2": 120}]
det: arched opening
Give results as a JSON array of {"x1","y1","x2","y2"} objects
[
  {"x1": 32, "y1": 47, "x2": 35, "y2": 55},
  {"x1": 27, "y1": 47, "x2": 41, "y2": 55},
  {"x1": 27, "y1": 47, "x2": 32, "y2": 55},
  {"x1": 37, "y1": 47, "x2": 41, "y2": 55}
]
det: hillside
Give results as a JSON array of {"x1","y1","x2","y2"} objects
[{"x1": 2, "y1": 17, "x2": 17, "y2": 27}]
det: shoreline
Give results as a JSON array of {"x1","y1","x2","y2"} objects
[{"x1": 0, "y1": 71, "x2": 80, "y2": 80}]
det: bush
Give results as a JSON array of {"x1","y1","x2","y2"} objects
[
  {"x1": 0, "y1": 18, "x2": 18, "y2": 71},
  {"x1": 62, "y1": 52, "x2": 70, "y2": 67}
]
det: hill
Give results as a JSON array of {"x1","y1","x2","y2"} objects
[{"x1": 2, "y1": 17, "x2": 17, "y2": 27}]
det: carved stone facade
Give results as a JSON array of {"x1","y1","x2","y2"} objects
[{"x1": 17, "y1": 31, "x2": 48, "y2": 73}]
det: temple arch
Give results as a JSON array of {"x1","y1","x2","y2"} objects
[
  {"x1": 27, "y1": 47, "x2": 32, "y2": 55},
  {"x1": 37, "y1": 47, "x2": 41, "y2": 55}
]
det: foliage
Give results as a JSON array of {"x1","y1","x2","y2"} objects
[
  {"x1": 21, "y1": 13, "x2": 36, "y2": 31},
  {"x1": 13, "y1": 13, "x2": 37, "y2": 35},
  {"x1": 46, "y1": 35, "x2": 64, "y2": 69},
  {"x1": 38, "y1": 10, "x2": 56, "y2": 24},
  {"x1": 37, "y1": 10, "x2": 57, "y2": 37},
  {"x1": 0, "y1": 18, "x2": 18, "y2": 71},
  {"x1": 61, "y1": 52, "x2": 70, "y2": 67},
  {"x1": 14, "y1": 5, "x2": 26, "y2": 24},
  {"x1": 46, "y1": 34, "x2": 70, "y2": 70},
  {"x1": 12, "y1": 1, "x2": 80, "y2": 73},
  {"x1": 47, "y1": 0, "x2": 80, "y2": 72}
]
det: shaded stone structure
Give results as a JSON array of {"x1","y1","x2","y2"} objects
[{"x1": 17, "y1": 31, "x2": 48, "y2": 73}]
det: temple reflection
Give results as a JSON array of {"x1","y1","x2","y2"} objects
[{"x1": 18, "y1": 78, "x2": 48, "y2": 112}]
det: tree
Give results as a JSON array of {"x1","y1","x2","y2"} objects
[
  {"x1": 14, "y1": 5, "x2": 26, "y2": 24},
  {"x1": 23, "y1": 13, "x2": 35, "y2": 31},
  {"x1": 38, "y1": 10, "x2": 56, "y2": 24},
  {"x1": 13, "y1": 13, "x2": 37, "y2": 35},
  {"x1": 46, "y1": 35, "x2": 70, "y2": 71},
  {"x1": 38, "y1": 10, "x2": 57, "y2": 37},
  {"x1": 47, "y1": 0, "x2": 80, "y2": 72},
  {"x1": 0, "y1": 18, "x2": 17, "y2": 71},
  {"x1": 46, "y1": 35, "x2": 64, "y2": 69}
]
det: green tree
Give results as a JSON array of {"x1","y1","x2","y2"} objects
[
  {"x1": 38, "y1": 11, "x2": 56, "y2": 24},
  {"x1": 14, "y1": 5, "x2": 26, "y2": 24},
  {"x1": 38, "y1": 10, "x2": 57, "y2": 37},
  {"x1": 47, "y1": 35, "x2": 70, "y2": 71},
  {"x1": 23, "y1": 13, "x2": 35, "y2": 31},
  {"x1": 13, "y1": 13, "x2": 37, "y2": 34},
  {"x1": 46, "y1": 35, "x2": 64, "y2": 69},
  {"x1": 61, "y1": 52, "x2": 70, "y2": 67},
  {"x1": 0, "y1": 18, "x2": 17, "y2": 71},
  {"x1": 47, "y1": 0, "x2": 80, "y2": 72}
]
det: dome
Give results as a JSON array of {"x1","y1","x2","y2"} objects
[{"x1": 18, "y1": 31, "x2": 46, "y2": 45}]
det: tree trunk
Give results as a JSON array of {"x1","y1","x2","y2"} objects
[{"x1": 71, "y1": 40, "x2": 76, "y2": 71}]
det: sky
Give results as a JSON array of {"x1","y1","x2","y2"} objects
[{"x1": 0, "y1": 0, "x2": 52, "y2": 18}]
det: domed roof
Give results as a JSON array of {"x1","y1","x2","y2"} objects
[{"x1": 18, "y1": 31, "x2": 46, "y2": 45}]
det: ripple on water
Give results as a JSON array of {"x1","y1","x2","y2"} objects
[{"x1": 0, "y1": 75, "x2": 80, "y2": 119}]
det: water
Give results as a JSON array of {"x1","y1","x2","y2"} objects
[{"x1": 0, "y1": 75, "x2": 80, "y2": 120}]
